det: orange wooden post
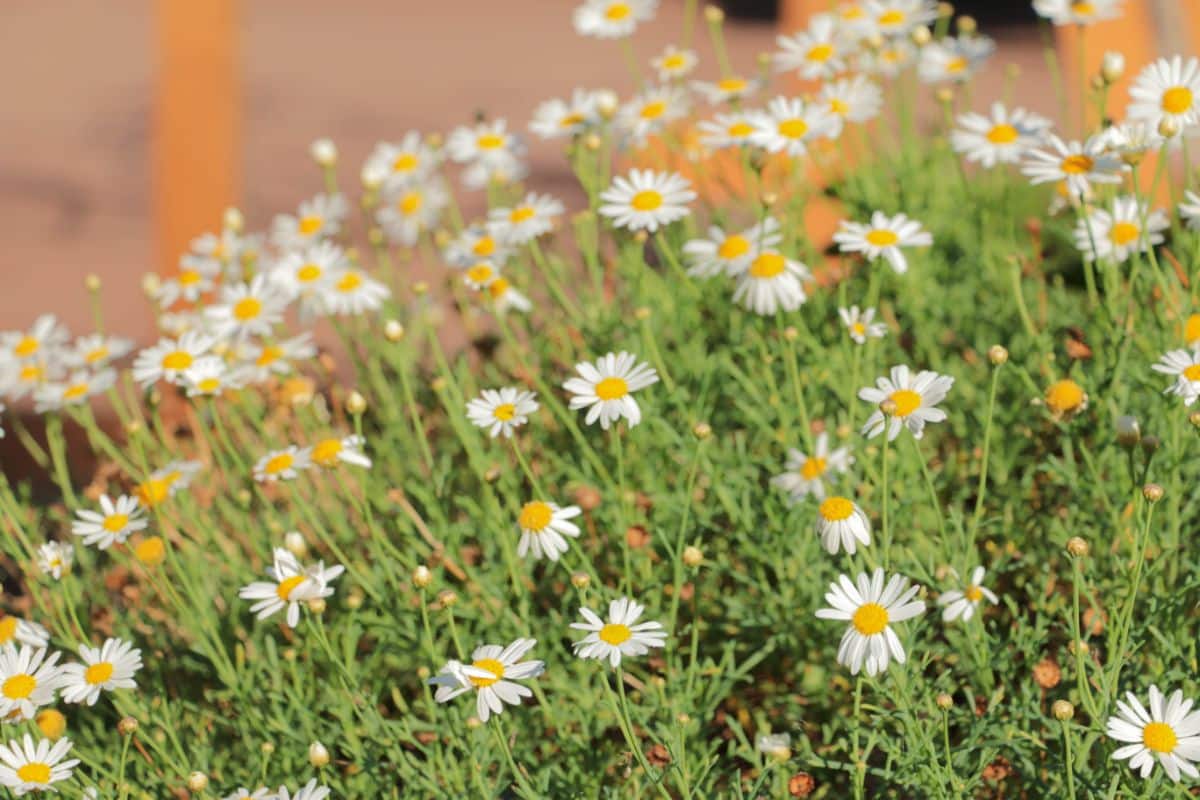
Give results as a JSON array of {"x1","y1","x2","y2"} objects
[{"x1": 153, "y1": 0, "x2": 239, "y2": 274}]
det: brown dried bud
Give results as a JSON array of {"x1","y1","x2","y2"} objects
[
  {"x1": 788, "y1": 773, "x2": 816, "y2": 797},
  {"x1": 1052, "y1": 700, "x2": 1074, "y2": 721},
  {"x1": 1032, "y1": 658, "x2": 1061, "y2": 689}
]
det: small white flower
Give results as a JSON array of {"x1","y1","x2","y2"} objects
[
  {"x1": 616, "y1": 87, "x2": 690, "y2": 145},
  {"x1": 864, "y1": 0, "x2": 938, "y2": 38},
  {"x1": 813, "y1": 496, "x2": 872, "y2": 555},
  {"x1": 1021, "y1": 133, "x2": 1124, "y2": 197},
  {"x1": 651, "y1": 45, "x2": 699, "y2": 81},
  {"x1": 0, "y1": 734, "x2": 79, "y2": 795},
  {"x1": 363, "y1": 132, "x2": 439, "y2": 190},
  {"x1": 529, "y1": 89, "x2": 602, "y2": 140},
  {"x1": 815, "y1": 568, "x2": 926, "y2": 676},
  {"x1": 732, "y1": 251, "x2": 811, "y2": 315},
  {"x1": 72, "y1": 494, "x2": 148, "y2": 550},
  {"x1": 918, "y1": 35, "x2": 995, "y2": 85},
  {"x1": 563, "y1": 351, "x2": 659, "y2": 430},
  {"x1": 485, "y1": 277, "x2": 533, "y2": 315},
  {"x1": 429, "y1": 638, "x2": 545, "y2": 722},
  {"x1": 0, "y1": 647, "x2": 64, "y2": 722},
  {"x1": 220, "y1": 788, "x2": 273, "y2": 800},
  {"x1": 269, "y1": 241, "x2": 348, "y2": 316},
  {"x1": 756, "y1": 732, "x2": 792, "y2": 759},
  {"x1": 771, "y1": 432, "x2": 853, "y2": 503},
  {"x1": 833, "y1": 212, "x2": 932, "y2": 274},
  {"x1": 749, "y1": 96, "x2": 839, "y2": 157},
  {"x1": 253, "y1": 446, "x2": 312, "y2": 483},
  {"x1": 376, "y1": 179, "x2": 449, "y2": 247},
  {"x1": 309, "y1": 435, "x2": 372, "y2": 470},
  {"x1": 1153, "y1": 348, "x2": 1200, "y2": 405},
  {"x1": 134, "y1": 461, "x2": 202, "y2": 508},
  {"x1": 182, "y1": 355, "x2": 239, "y2": 397},
  {"x1": 466, "y1": 387, "x2": 539, "y2": 439},
  {"x1": 33, "y1": 368, "x2": 116, "y2": 413},
  {"x1": 951, "y1": 103, "x2": 1052, "y2": 168},
  {"x1": 1127, "y1": 55, "x2": 1200, "y2": 134},
  {"x1": 60, "y1": 638, "x2": 143, "y2": 706},
  {"x1": 273, "y1": 780, "x2": 331, "y2": 800},
  {"x1": 443, "y1": 225, "x2": 510, "y2": 268},
  {"x1": 132, "y1": 331, "x2": 216, "y2": 387},
  {"x1": 487, "y1": 193, "x2": 564, "y2": 245},
  {"x1": 774, "y1": 13, "x2": 848, "y2": 81},
  {"x1": 35, "y1": 543, "x2": 72, "y2": 581},
  {"x1": 1107, "y1": 685, "x2": 1200, "y2": 782},
  {"x1": 238, "y1": 548, "x2": 344, "y2": 629},
  {"x1": 516, "y1": 501, "x2": 582, "y2": 561},
  {"x1": 599, "y1": 169, "x2": 695, "y2": 233},
  {"x1": 1179, "y1": 189, "x2": 1200, "y2": 230},
  {"x1": 573, "y1": 0, "x2": 657, "y2": 39},
  {"x1": 697, "y1": 112, "x2": 759, "y2": 150},
  {"x1": 318, "y1": 268, "x2": 391, "y2": 317},
  {"x1": 65, "y1": 334, "x2": 134, "y2": 369},
  {"x1": 1074, "y1": 195, "x2": 1168, "y2": 264},
  {"x1": 839, "y1": 306, "x2": 887, "y2": 344},
  {"x1": 684, "y1": 218, "x2": 781, "y2": 279},
  {"x1": 820, "y1": 75, "x2": 884, "y2": 134},
  {"x1": 690, "y1": 76, "x2": 760, "y2": 106},
  {"x1": 1, "y1": 315, "x2": 69, "y2": 363},
  {"x1": 571, "y1": 597, "x2": 667, "y2": 668},
  {"x1": 0, "y1": 618, "x2": 47, "y2": 651},
  {"x1": 858, "y1": 365, "x2": 954, "y2": 441},
  {"x1": 271, "y1": 193, "x2": 347, "y2": 250},
  {"x1": 1033, "y1": 0, "x2": 1122, "y2": 25},
  {"x1": 937, "y1": 566, "x2": 998, "y2": 622}
]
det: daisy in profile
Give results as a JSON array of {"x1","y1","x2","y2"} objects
[
  {"x1": 376, "y1": 179, "x2": 449, "y2": 247},
  {"x1": 813, "y1": 496, "x2": 872, "y2": 555},
  {"x1": 820, "y1": 75, "x2": 884, "y2": 134},
  {"x1": 774, "y1": 13, "x2": 847, "y2": 81},
  {"x1": 833, "y1": 212, "x2": 932, "y2": 274},
  {"x1": 488, "y1": 193, "x2": 564, "y2": 245},
  {"x1": 0, "y1": 618, "x2": 48, "y2": 651},
  {"x1": 749, "y1": 97, "x2": 838, "y2": 157},
  {"x1": 571, "y1": 597, "x2": 667, "y2": 668},
  {"x1": 155, "y1": 260, "x2": 217, "y2": 309},
  {"x1": 1178, "y1": 190, "x2": 1200, "y2": 230},
  {"x1": 271, "y1": 193, "x2": 347, "y2": 250},
  {"x1": 839, "y1": 306, "x2": 887, "y2": 344},
  {"x1": 732, "y1": 251, "x2": 811, "y2": 315},
  {"x1": 938, "y1": 566, "x2": 998, "y2": 622},
  {"x1": 862, "y1": 40, "x2": 916, "y2": 77},
  {"x1": 951, "y1": 103, "x2": 1052, "y2": 167},
  {"x1": 1102, "y1": 120, "x2": 1163, "y2": 162},
  {"x1": 1034, "y1": 0, "x2": 1123, "y2": 25},
  {"x1": 180, "y1": 355, "x2": 237, "y2": 398},
  {"x1": 65, "y1": 333, "x2": 134, "y2": 369},
  {"x1": 0, "y1": 734, "x2": 79, "y2": 795},
  {"x1": 564, "y1": 351, "x2": 659, "y2": 430},
  {"x1": 598, "y1": 169, "x2": 695, "y2": 233},
  {"x1": 238, "y1": 547, "x2": 344, "y2": 629},
  {"x1": 487, "y1": 277, "x2": 533, "y2": 315},
  {"x1": 918, "y1": 34, "x2": 996, "y2": 85},
  {"x1": 697, "y1": 112, "x2": 759, "y2": 150},
  {"x1": 0, "y1": 647, "x2": 64, "y2": 722},
  {"x1": 691, "y1": 76, "x2": 760, "y2": 106},
  {"x1": 684, "y1": 218, "x2": 781, "y2": 278},
  {"x1": 771, "y1": 432, "x2": 854, "y2": 502},
  {"x1": 134, "y1": 460, "x2": 202, "y2": 508},
  {"x1": 363, "y1": 132, "x2": 438, "y2": 190},
  {"x1": 309, "y1": 435, "x2": 371, "y2": 469},
  {"x1": 573, "y1": 0, "x2": 657, "y2": 39},
  {"x1": 273, "y1": 780, "x2": 331, "y2": 800},
  {"x1": 253, "y1": 446, "x2": 312, "y2": 483},
  {"x1": 1021, "y1": 134, "x2": 1124, "y2": 197},
  {"x1": 319, "y1": 268, "x2": 391, "y2": 316},
  {"x1": 131, "y1": 331, "x2": 215, "y2": 387},
  {"x1": 1153, "y1": 349, "x2": 1200, "y2": 405},
  {"x1": 865, "y1": 0, "x2": 938, "y2": 38},
  {"x1": 35, "y1": 543, "x2": 72, "y2": 581},
  {"x1": 529, "y1": 89, "x2": 601, "y2": 140},
  {"x1": 71, "y1": 494, "x2": 147, "y2": 550},
  {"x1": 466, "y1": 387, "x2": 539, "y2": 438},
  {"x1": 1107, "y1": 685, "x2": 1200, "y2": 782},
  {"x1": 443, "y1": 225, "x2": 509, "y2": 268},
  {"x1": 1, "y1": 315, "x2": 68, "y2": 363},
  {"x1": 757, "y1": 732, "x2": 792, "y2": 760},
  {"x1": 60, "y1": 638, "x2": 142, "y2": 706},
  {"x1": 1073, "y1": 196, "x2": 1168, "y2": 263},
  {"x1": 33, "y1": 368, "x2": 116, "y2": 413},
  {"x1": 236, "y1": 333, "x2": 316, "y2": 384},
  {"x1": 429, "y1": 638, "x2": 545, "y2": 722},
  {"x1": 220, "y1": 788, "x2": 273, "y2": 800},
  {"x1": 463, "y1": 261, "x2": 502, "y2": 292},
  {"x1": 446, "y1": 119, "x2": 525, "y2": 176},
  {"x1": 616, "y1": 86, "x2": 689, "y2": 145},
  {"x1": 651, "y1": 45, "x2": 699, "y2": 81},
  {"x1": 1128, "y1": 56, "x2": 1200, "y2": 134},
  {"x1": 816, "y1": 568, "x2": 925, "y2": 676},
  {"x1": 858, "y1": 365, "x2": 954, "y2": 440},
  {"x1": 516, "y1": 501, "x2": 582, "y2": 561}
]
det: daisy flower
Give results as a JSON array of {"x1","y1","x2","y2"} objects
[
  {"x1": 1153, "y1": 349, "x2": 1200, "y2": 405},
  {"x1": 1128, "y1": 55, "x2": 1200, "y2": 134},
  {"x1": 205, "y1": 275, "x2": 287, "y2": 340},
  {"x1": 271, "y1": 193, "x2": 347, "y2": 250},
  {"x1": 446, "y1": 119, "x2": 524, "y2": 172},
  {"x1": 918, "y1": 35, "x2": 995, "y2": 84},
  {"x1": 429, "y1": 638, "x2": 545, "y2": 722},
  {"x1": 236, "y1": 334, "x2": 316, "y2": 384},
  {"x1": 35, "y1": 543, "x2": 72, "y2": 581},
  {"x1": 273, "y1": 780, "x2": 331, "y2": 800},
  {"x1": 1034, "y1": 0, "x2": 1123, "y2": 25},
  {"x1": 616, "y1": 86, "x2": 689, "y2": 145},
  {"x1": 488, "y1": 193, "x2": 564, "y2": 245},
  {"x1": 269, "y1": 241, "x2": 347, "y2": 311},
  {"x1": 1021, "y1": 133, "x2": 1124, "y2": 197},
  {"x1": 697, "y1": 112, "x2": 759, "y2": 150},
  {"x1": 770, "y1": 431, "x2": 854, "y2": 502},
  {"x1": 466, "y1": 387, "x2": 539, "y2": 439},
  {"x1": 1, "y1": 315, "x2": 68, "y2": 363},
  {"x1": 0, "y1": 618, "x2": 48, "y2": 651},
  {"x1": 816, "y1": 568, "x2": 925, "y2": 676},
  {"x1": 65, "y1": 333, "x2": 134, "y2": 369},
  {"x1": 1178, "y1": 189, "x2": 1200, "y2": 230},
  {"x1": 33, "y1": 368, "x2": 116, "y2": 413},
  {"x1": 691, "y1": 76, "x2": 760, "y2": 106},
  {"x1": 749, "y1": 96, "x2": 839, "y2": 157},
  {"x1": 134, "y1": 460, "x2": 202, "y2": 508},
  {"x1": 1101, "y1": 120, "x2": 1164, "y2": 161},
  {"x1": 253, "y1": 446, "x2": 312, "y2": 483},
  {"x1": 774, "y1": 13, "x2": 847, "y2": 81},
  {"x1": 376, "y1": 179, "x2": 449, "y2": 246},
  {"x1": 757, "y1": 732, "x2": 793, "y2": 759},
  {"x1": 363, "y1": 132, "x2": 438, "y2": 190},
  {"x1": 221, "y1": 789, "x2": 273, "y2": 800},
  {"x1": 563, "y1": 351, "x2": 659, "y2": 430},
  {"x1": 318, "y1": 268, "x2": 391, "y2": 316},
  {"x1": 0, "y1": 647, "x2": 64, "y2": 722},
  {"x1": 444, "y1": 225, "x2": 510, "y2": 268},
  {"x1": 462, "y1": 261, "x2": 503, "y2": 292},
  {"x1": 731, "y1": 251, "x2": 811, "y2": 315},
  {"x1": 309, "y1": 435, "x2": 372, "y2": 469},
  {"x1": 181, "y1": 355, "x2": 240, "y2": 397},
  {"x1": 1107, "y1": 685, "x2": 1200, "y2": 782},
  {"x1": 938, "y1": 566, "x2": 998, "y2": 622},
  {"x1": 516, "y1": 501, "x2": 582, "y2": 561},
  {"x1": 951, "y1": 103, "x2": 1052, "y2": 167},
  {"x1": 861, "y1": 39, "x2": 916, "y2": 77},
  {"x1": 0, "y1": 734, "x2": 78, "y2": 795},
  {"x1": 573, "y1": 0, "x2": 657, "y2": 39},
  {"x1": 820, "y1": 75, "x2": 884, "y2": 134},
  {"x1": 571, "y1": 597, "x2": 667, "y2": 668},
  {"x1": 71, "y1": 494, "x2": 147, "y2": 550},
  {"x1": 598, "y1": 169, "x2": 695, "y2": 233},
  {"x1": 486, "y1": 278, "x2": 533, "y2": 315},
  {"x1": 529, "y1": 89, "x2": 602, "y2": 140},
  {"x1": 813, "y1": 496, "x2": 872, "y2": 555},
  {"x1": 155, "y1": 260, "x2": 217, "y2": 308},
  {"x1": 1073, "y1": 196, "x2": 1168, "y2": 263},
  {"x1": 60, "y1": 638, "x2": 142, "y2": 706},
  {"x1": 684, "y1": 217, "x2": 781, "y2": 278},
  {"x1": 865, "y1": 0, "x2": 938, "y2": 38},
  {"x1": 839, "y1": 305, "x2": 887, "y2": 344},
  {"x1": 651, "y1": 45, "x2": 698, "y2": 81},
  {"x1": 833, "y1": 212, "x2": 933, "y2": 274},
  {"x1": 238, "y1": 547, "x2": 344, "y2": 629},
  {"x1": 131, "y1": 331, "x2": 215, "y2": 387},
  {"x1": 858, "y1": 365, "x2": 954, "y2": 441}
]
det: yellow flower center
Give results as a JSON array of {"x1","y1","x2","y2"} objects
[
  {"x1": 852, "y1": 602, "x2": 889, "y2": 635},
  {"x1": 62, "y1": 382, "x2": 90, "y2": 401},
  {"x1": 13, "y1": 337, "x2": 38, "y2": 358},
  {"x1": 0, "y1": 618, "x2": 16, "y2": 644},
  {"x1": 866, "y1": 229, "x2": 899, "y2": 246},
  {"x1": 1185, "y1": 313, "x2": 1200, "y2": 344},
  {"x1": 161, "y1": 350, "x2": 193, "y2": 371},
  {"x1": 605, "y1": 2, "x2": 631, "y2": 21},
  {"x1": 337, "y1": 272, "x2": 363, "y2": 292},
  {"x1": 800, "y1": 457, "x2": 827, "y2": 480},
  {"x1": 1060, "y1": 154, "x2": 1093, "y2": 175},
  {"x1": 559, "y1": 112, "x2": 585, "y2": 128},
  {"x1": 778, "y1": 118, "x2": 809, "y2": 139},
  {"x1": 399, "y1": 192, "x2": 422, "y2": 215},
  {"x1": 1143, "y1": 721, "x2": 1178, "y2": 753},
  {"x1": 510, "y1": 206, "x2": 536, "y2": 223},
  {"x1": 85, "y1": 346, "x2": 109, "y2": 364},
  {"x1": 718, "y1": 77, "x2": 747, "y2": 93},
  {"x1": 1109, "y1": 221, "x2": 1140, "y2": 246},
  {"x1": 233, "y1": 297, "x2": 262, "y2": 321},
  {"x1": 2, "y1": 674, "x2": 36, "y2": 700},
  {"x1": 878, "y1": 9, "x2": 905, "y2": 26},
  {"x1": 392, "y1": 153, "x2": 418, "y2": 173},
  {"x1": 599, "y1": 623, "x2": 632, "y2": 645},
  {"x1": 819, "y1": 496, "x2": 854, "y2": 522},
  {"x1": 102, "y1": 513, "x2": 129, "y2": 533},
  {"x1": 640, "y1": 101, "x2": 666, "y2": 120},
  {"x1": 727, "y1": 121, "x2": 754, "y2": 137},
  {"x1": 472, "y1": 237, "x2": 496, "y2": 256},
  {"x1": 1071, "y1": 1, "x2": 1095, "y2": 13},
  {"x1": 311, "y1": 438, "x2": 344, "y2": 466},
  {"x1": 134, "y1": 536, "x2": 166, "y2": 565},
  {"x1": 477, "y1": 133, "x2": 505, "y2": 150},
  {"x1": 986, "y1": 123, "x2": 1019, "y2": 144},
  {"x1": 257, "y1": 345, "x2": 283, "y2": 366},
  {"x1": 889, "y1": 389, "x2": 922, "y2": 417},
  {"x1": 135, "y1": 480, "x2": 169, "y2": 507},
  {"x1": 298, "y1": 215, "x2": 323, "y2": 235},
  {"x1": 718, "y1": 234, "x2": 751, "y2": 260},
  {"x1": 830, "y1": 98, "x2": 850, "y2": 115},
  {"x1": 519, "y1": 501, "x2": 554, "y2": 532},
  {"x1": 84, "y1": 662, "x2": 114, "y2": 685},
  {"x1": 18, "y1": 365, "x2": 42, "y2": 383},
  {"x1": 630, "y1": 190, "x2": 663, "y2": 211},
  {"x1": 276, "y1": 574, "x2": 307, "y2": 601},
  {"x1": 297, "y1": 263, "x2": 322, "y2": 283},
  {"x1": 1184, "y1": 364, "x2": 1200, "y2": 381},
  {"x1": 662, "y1": 53, "x2": 686, "y2": 70},
  {"x1": 264, "y1": 453, "x2": 294, "y2": 475},
  {"x1": 749, "y1": 253, "x2": 786, "y2": 278},
  {"x1": 1046, "y1": 379, "x2": 1085, "y2": 412},
  {"x1": 965, "y1": 585, "x2": 984, "y2": 603},
  {"x1": 594, "y1": 376, "x2": 629, "y2": 400},
  {"x1": 1162, "y1": 86, "x2": 1194, "y2": 115},
  {"x1": 807, "y1": 44, "x2": 834, "y2": 63},
  {"x1": 852, "y1": 322, "x2": 867, "y2": 337},
  {"x1": 489, "y1": 278, "x2": 511, "y2": 299},
  {"x1": 946, "y1": 56, "x2": 969, "y2": 74},
  {"x1": 15, "y1": 763, "x2": 50, "y2": 784},
  {"x1": 467, "y1": 264, "x2": 495, "y2": 284},
  {"x1": 493, "y1": 403, "x2": 516, "y2": 421},
  {"x1": 841, "y1": 4, "x2": 864, "y2": 19},
  {"x1": 179, "y1": 269, "x2": 202, "y2": 286},
  {"x1": 469, "y1": 658, "x2": 505, "y2": 688},
  {"x1": 196, "y1": 377, "x2": 222, "y2": 394}
]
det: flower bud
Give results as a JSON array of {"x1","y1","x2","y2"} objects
[
  {"x1": 934, "y1": 86, "x2": 954, "y2": 105},
  {"x1": 911, "y1": 25, "x2": 932, "y2": 46},
  {"x1": 141, "y1": 272, "x2": 161, "y2": 300},
  {"x1": 118, "y1": 717, "x2": 139, "y2": 736},
  {"x1": 384, "y1": 320, "x2": 405, "y2": 342},
  {"x1": 571, "y1": 571, "x2": 591, "y2": 589},
  {"x1": 346, "y1": 391, "x2": 367, "y2": 415},
  {"x1": 682, "y1": 546, "x2": 704, "y2": 568},
  {"x1": 1140, "y1": 435, "x2": 1160, "y2": 455},
  {"x1": 1190, "y1": 410, "x2": 1200, "y2": 428},
  {"x1": 306, "y1": 598, "x2": 326, "y2": 614},
  {"x1": 437, "y1": 589, "x2": 458, "y2": 607},
  {"x1": 956, "y1": 15, "x2": 977, "y2": 35},
  {"x1": 308, "y1": 741, "x2": 330, "y2": 768},
  {"x1": 1066, "y1": 536, "x2": 1089, "y2": 558},
  {"x1": 1115, "y1": 415, "x2": 1140, "y2": 448},
  {"x1": 466, "y1": 716, "x2": 483, "y2": 729},
  {"x1": 223, "y1": 206, "x2": 244, "y2": 234},
  {"x1": 594, "y1": 90, "x2": 619, "y2": 119},
  {"x1": 703, "y1": 4, "x2": 724, "y2": 24},
  {"x1": 1142, "y1": 483, "x2": 1164, "y2": 503},
  {"x1": 412, "y1": 565, "x2": 432, "y2": 589},
  {"x1": 1052, "y1": 700, "x2": 1074, "y2": 721},
  {"x1": 310, "y1": 138, "x2": 338, "y2": 167},
  {"x1": 935, "y1": 692, "x2": 954, "y2": 710},
  {"x1": 1101, "y1": 51, "x2": 1125, "y2": 84},
  {"x1": 692, "y1": 422, "x2": 712, "y2": 440},
  {"x1": 783, "y1": 326, "x2": 799, "y2": 342},
  {"x1": 879, "y1": 398, "x2": 898, "y2": 416},
  {"x1": 284, "y1": 531, "x2": 308, "y2": 559},
  {"x1": 583, "y1": 133, "x2": 602, "y2": 151},
  {"x1": 84, "y1": 274, "x2": 102, "y2": 293},
  {"x1": 261, "y1": 741, "x2": 275, "y2": 755},
  {"x1": 987, "y1": 345, "x2": 1008, "y2": 365},
  {"x1": 634, "y1": 306, "x2": 651, "y2": 321},
  {"x1": 1159, "y1": 117, "x2": 1180, "y2": 138},
  {"x1": 187, "y1": 772, "x2": 209, "y2": 792},
  {"x1": 36, "y1": 709, "x2": 66, "y2": 740}
]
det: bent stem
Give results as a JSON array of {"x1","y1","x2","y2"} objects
[{"x1": 491, "y1": 717, "x2": 540, "y2": 800}]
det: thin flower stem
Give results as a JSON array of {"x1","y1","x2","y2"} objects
[
  {"x1": 909, "y1": 435, "x2": 946, "y2": 539},
  {"x1": 613, "y1": 428, "x2": 633, "y2": 592},
  {"x1": 881, "y1": 433, "x2": 891, "y2": 570},
  {"x1": 1061, "y1": 719, "x2": 1077, "y2": 800},
  {"x1": 509, "y1": 437, "x2": 544, "y2": 498},
  {"x1": 607, "y1": 669, "x2": 672, "y2": 800},
  {"x1": 968, "y1": 364, "x2": 1003, "y2": 544},
  {"x1": 491, "y1": 717, "x2": 540, "y2": 800},
  {"x1": 851, "y1": 677, "x2": 866, "y2": 800}
]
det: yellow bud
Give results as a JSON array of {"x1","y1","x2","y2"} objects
[
  {"x1": 310, "y1": 137, "x2": 338, "y2": 167},
  {"x1": 1052, "y1": 700, "x2": 1075, "y2": 721},
  {"x1": 703, "y1": 4, "x2": 724, "y2": 24},
  {"x1": 384, "y1": 320, "x2": 405, "y2": 342},
  {"x1": 1142, "y1": 483, "x2": 1164, "y2": 503},
  {"x1": 284, "y1": 531, "x2": 308, "y2": 559},
  {"x1": 692, "y1": 422, "x2": 712, "y2": 440},
  {"x1": 36, "y1": 709, "x2": 66, "y2": 740},
  {"x1": 935, "y1": 693, "x2": 953, "y2": 710},
  {"x1": 570, "y1": 571, "x2": 591, "y2": 589},
  {"x1": 308, "y1": 741, "x2": 330, "y2": 768},
  {"x1": 412, "y1": 565, "x2": 432, "y2": 589},
  {"x1": 306, "y1": 597, "x2": 326, "y2": 614},
  {"x1": 346, "y1": 391, "x2": 367, "y2": 415},
  {"x1": 988, "y1": 345, "x2": 1008, "y2": 365},
  {"x1": 682, "y1": 546, "x2": 704, "y2": 568},
  {"x1": 118, "y1": 716, "x2": 139, "y2": 736},
  {"x1": 437, "y1": 589, "x2": 458, "y2": 607},
  {"x1": 187, "y1": 772, "x2": 209, "y2": 792},
  {"x1": 1066, "y1": 537, "x2": 1089, "y2": 558},
  {"x1": 223, "y1": 207, "x2": 244, "y2": 234}
]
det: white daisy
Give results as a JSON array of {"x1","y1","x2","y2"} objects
[
  {"x1": 1101, "y1": 120, "x2": 1164, "y2": 161},
  {"x1": 0, "y1": 647, "x2": 64, "y2": 722},
  {"x1": 271, "y1": 193, "x2": 347, "y2": 250},
  {"x1": 253, "y1": 446, "x2": 312, "y2": 483},
  {"x1": 861, "y1": 40, "x2": 916, "y2": 77},
  {"x1": 918, "y1": 35, "x2": 995, "y2": 85},
  {"x1": 363, "y1": 132, "x2": 439, "y2": 190},
  {"x1": 238, "y1": 547, "x2": 344, "y2": 629},
  {"x1": 318, "y1": 268, "x2": 391, "y2": 317},
  {"x1": 1127, "y1": 55, "x2": 1200, "y2": 134},
  {"x1": 64, "y1": 334, "x2": 134, "y2": 370},
  {"x1": 0, "y1": 315, "x2": 69, "y2": 363},
  {"x1": 813, "y1": 496, "x2": 872, "y2": 555},
  {"x1": 774, "y1": 13, "x2": 848, "y2": 81},
  {"x1": 1107, "y1": 685, "x2": 1200, "y2": 782},
  {"x1": 155, "y1": 260, "x2": 217, "y2": 309},
  {"x1": 71, "y1": 494, "x2": 147, "y2": 550},
  {"x1": 571, "y1": 597, "x2": 667, "y2": 668},
  {"x1": 269, "y1": 241, "x2": 347, "y2": 315},
  {"x1": 429, "y1": 638, "x2": 545, "y2": 722},
  {"x1": 573, "y1": 0, "x2": 657, "y2": 39},
  {"x1": 839, "y1": 305, "x2": 887, "y2": 344},
  {"x1": 486, "y1": 277, "x2": 533, "y2": 315},
  {"x1": 235, "y1": 334, "x2": 316, "y2": 384},
  {"x1": 0, "y1": 618, "x2": 48, "y2": 651},
  {"x1": 516, "y1": 501, "x2": 582, "y2": 561},
  {"x1": 488, "y1": 193, "x2": 564, "y2": 245},
  {"x1": 833, "y1": 212, "x2": 932, "y2": 274},
  {"x1": 697, "y1": 112, "x2": 759, "y2": 150},
  {"x1": 820, "y1": 75, "x2": 884, "y2": 134},
  {"x1": 444, "y1": 226, "x2": 510, "y2": 269},
  {"x1": 376, "y1": 178, "x2": 449, "y2": 247},
  {"x1": 1034, "y1": 0, "x2": 1123, "y2": 25},
  {"x1": 770, "y1": 432, "x2": 854, "y2": 503},
  {"x1": 749, "y1": 96, "x2": 839, "y2": 157},
  {"x1": 684, "y1": 217, "x2": 781, "y2": 278},
  {"x1": 1021, "y1": 133, "x2": 1124, "y2": 197},
  {"x1": 0, "y1": 734, "x2": 79, "y2": 796},
  {"x1": 690, "y1": 76, "x2": 760, "y2": 106},
  {"x1": 858, "y1": 365, "x2": 954, "y2": 441},
  {"x1": 134, "y1": 460, "x2": 202, "y2": 508},
  {"x1": 220, "y1": 788, "x2": 273, "y2": 800},
  {"x1": 1153, "y1": 349, "x2": 1200, "y2": 406},
  {"x1": 60, "y1": 638, "x2": 142, "y2": 706},
  {"x1": 731, "y1": 250, "x2": 811, "y2": 315},
  {"x1": 951, "y1": 103, "x2": 1052, "y2": 167},
  {"x1": 1178, "y1": 189, "x2": 1200, "y2": 230},
  {"x1": 462, "y1": 261, "x2": 503, "y2": 292},
  {"x1": 446, "y1": 119, "x2": 525, "y2": 174},
  {"x1": 598, "y1": 169, "x2": 695, "y2": 233},
  {"x1": 309, "y1": 435, "x2": 372, "y2": 470},
  {"x1": 182, "y1": 355, "x2": 240, "y2": 397},
  {"x1": 131, "y1": 331, "x2": 215, "y2": 387},
  {"x1": 865, "y1": 0, "x2": 938, "y2": 38},
  {"x1": 1073, "y1": 195, "x2": 1169, "y2": 263},
  {"x1": 205, "y1": 275, "x2": 287, "y2": 340},
  {"x1": 466, "y1": 387, "x2": 539, "y2": 439},
  {"x1": 651, "y1": 45, "x2": 699, "y2": 81},
  {"x1": 33, "y1": 368, "x2": 116, "y2": 413},
  {"x1": 815, "y1": 568, "x2": 925, "y2": 676},
  {"x1": 563, "y1": 351, "x2": 659, "y2": 430},
  {"x1": 273, "y1": 780, "x2": 331, "y2": 800},
  {"x1": 616, "y1": 86, "x2": 689, "y2": 145},
  {"x1": 35, "y1": 543, "x2": 72, "y2": 581},
  {"x1": 937, "y1": 566, "x2": 998, "y2": 622},
  {"x1": 529, "y1": 89, "x2": 602, "y2": 140}
]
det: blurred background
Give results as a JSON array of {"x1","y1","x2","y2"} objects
[{"x1": 0, "y1": 0, "x2": 1187, "y2": 346}]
